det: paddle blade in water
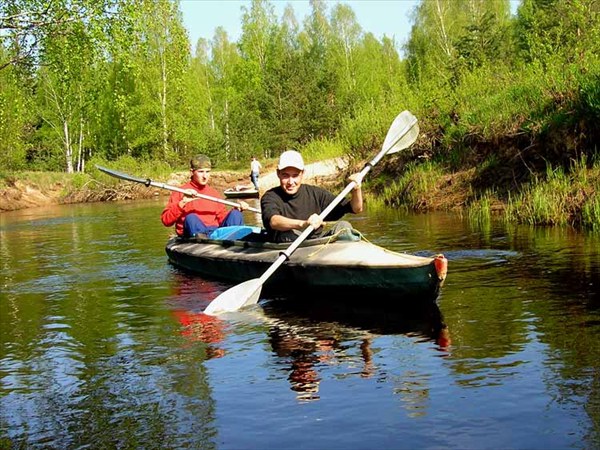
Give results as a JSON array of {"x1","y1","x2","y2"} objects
[
  {"x1": 204, "y1": 278, "x2": 263, "y2": 315},
  {"x1": 383, "y1": 111, "x2": 419, "y2": 155}
]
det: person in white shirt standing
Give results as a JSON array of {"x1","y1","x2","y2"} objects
[{"x1": 250, "y1": 156, "x2": 262, "y2": 191}]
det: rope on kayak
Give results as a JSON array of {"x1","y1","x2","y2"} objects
[
  {"x1": 305, "y1": 225, "x2": 443, "y2": 263},
  {"x1": 331, "y1": 228, "x2": 413, "y2": 259},
  {"x1": 356, "y1": 232, "x2": 410, "y2": 257},
  {"x1": 306, "y1": 226, "x2": 365, "y2": 258},
  {"x1": 356, "y1": 233, "x2": 429, "y2": 259}
]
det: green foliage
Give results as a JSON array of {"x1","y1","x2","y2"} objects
[
  {"x1": 506, "y1": 170, "x2": 573, "y2": 225},
  {"x1": 338, "y1": 105, "x2": 392, "y2": 160},
  {"x1": 89, "y1": 154, "x2": 173, "y2": 183},
  {"x1": 576, "y1": 63, "x2": 600, "y2": 120},
  {"x1": 70, "y1": 172, "x2": 93, "y2": 190},
  {"x1": 406, "y1": 0, "x2": 512, "y2": 87},
  {"x1": 581, "y1": 193, "x2": 600, "y2": 231},
  {"x1": 515, "y1": 0, "x2": 599, "y2": 66},
  {"x1": 2, "y1": 0, "x2": 600, "y2": 232},
  {"x1": 377, "y1": 161, "x2": 445, "y2": 210},
  {"x1": 0, "y1": 53, "x2": 31, "y2": 170},
  {"x1": 467, "y1": 190, "x2": 494, "y2": 228},
  {"x1": 505, "y1": 155, "x2": 600, "y2": 227},
  {"x1": 300, "y1": 137, "x2": 345, "y2": 163}
]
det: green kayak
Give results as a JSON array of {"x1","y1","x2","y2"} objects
[{"x1": 165, "y1": 233, "x2": 447, "y2": 300}]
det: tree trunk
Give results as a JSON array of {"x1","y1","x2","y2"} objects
[
  {"x1": 161, "y1": 48, "x2": 168, "y2": 160},
  {"x1": 77, "y1": 116, "x2": 85, "y2": 172},
  {"x1": 224, "y1": 98, "x2": 230, "y2": 159},
  {"x1": 64, "y1": 120, "x2": 73, "y2": 174}
]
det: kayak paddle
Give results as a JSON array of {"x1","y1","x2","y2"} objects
[
  {"x1": 96, "y1": 165, "x2": 261, "y2": 213},
  {"x1": 204, "y1": 110, "x2": 419, "y2": 315}
]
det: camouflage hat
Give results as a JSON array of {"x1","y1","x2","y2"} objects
[{"x1": 190, "y1": 154, "x2": 211, "y2": 170}]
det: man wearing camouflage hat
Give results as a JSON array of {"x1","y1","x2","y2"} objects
[{"x1": 161, "y1": 154, "x2": 248, "y2": 238}]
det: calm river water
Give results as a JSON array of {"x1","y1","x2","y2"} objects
[{"x1": 1, "y1": 198, "x2": 599, "y2": 449}]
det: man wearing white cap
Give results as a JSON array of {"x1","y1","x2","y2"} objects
[{"x1": 261, "y1": 149, "x2": 364, "y2": 243}]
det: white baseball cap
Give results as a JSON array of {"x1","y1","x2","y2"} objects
[{"x1": 277, "y1": 150, "x2": 304, "y2": 170}]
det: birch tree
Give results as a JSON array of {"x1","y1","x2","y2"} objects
[
  {"x1": 406, "y1": 0, "x2": 511, "y2": 85},
  {"x1": 300, "y1": 0, "x2": 337, "y2": 137},
  {"x1": 128, "y1": 0, "x2": 190, "y2": 161},
  {"x1": 210, "y1": 27, "x2": 241, "y2": 162},
  {"x1": 37, "y1": 18, "x2": 97, "y2": 172},
  {"x1": 329, "y1": 3, "x2": 362, "y2": 104}
]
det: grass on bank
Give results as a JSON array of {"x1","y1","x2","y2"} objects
[
  {"x1": 369, "y1": 53, "x2": 600, "y2": 232},
  {"x1": 0, "y1": 155, "x2": 176, "y2": 202},
  {"x1": 0, "y1": 171, "x2": 72, "y2": 191},
  {"x1": 368, "y1": 160, "x2": 449, "y2": 210},
  {"x1": 504, "y1": 155, "x2": 600, "y2": 229},
  {"x1": 367, "y1": 152, "x2": 599, "y2": 232}
]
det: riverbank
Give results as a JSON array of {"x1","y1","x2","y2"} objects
[
  {"x1": 2, "y1": 154, "x2": 598, "y2": 231},
  {"x1": 0, "y1": 157, "x2": 349, "y2": 212}
]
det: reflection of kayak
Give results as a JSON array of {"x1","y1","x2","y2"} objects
[
  {"x1": 263, "y1": 293, "x2": 451, "y2": 344},
  {"x1": 224, "y1": 187, "x2": 259, "y2": 198},
  {"x1": 165, "y1": 233, "x2": 448, "y2": 300}
]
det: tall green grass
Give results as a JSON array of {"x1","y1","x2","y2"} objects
[
  {"x1": 467, "y1": 190, "x2": 494, "y2": 228},
  {"x1": 0, "y1": 171, "x2": 73, "y2": 190},
  {"x1": 370, "y1": 161, "x2": 445, "y2": 210},
  {"x1": 505, "y1": 155, "x2": 600, "y2": 228},
  {"x1": 0, "y1": 170, "x2": 100, "y2": 198}
]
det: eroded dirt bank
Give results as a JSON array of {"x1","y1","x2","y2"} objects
[{"x1": 0, "y1": 158, "x2": 349, "y2": 212}]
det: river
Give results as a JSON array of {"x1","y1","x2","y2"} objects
[{"x1": 1, "y1": 198, "x2": 599, "y2": 449}]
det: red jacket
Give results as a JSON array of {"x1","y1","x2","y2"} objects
[{"x1": 161, "y1": 180, "x2": 227, "y2": 236}]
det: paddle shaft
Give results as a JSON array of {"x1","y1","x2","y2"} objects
[
  {"x1": 96, "y1": 165, "x2": 261, "y2": 213},
  {"x1": 256, "y1": 114, "x2": 418, "y2": 285}
]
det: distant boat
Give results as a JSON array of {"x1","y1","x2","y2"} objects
[{"x1": 224, "y1": 186, "x2": 259, "y2": 199}]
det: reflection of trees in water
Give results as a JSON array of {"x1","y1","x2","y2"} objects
[
  {"x1": 436, "y1": 227, "x2": 600, "y2": 447},
  {"x1": 263, "y1": 296, "x2": 450, "y2": 402},
  {"x1": 1, "y1": 292, "x2": 221, "y2": 447},
  {"x1": 393, "y1": 371, "x2": 431, "y2": 418},
  {"x1": 448, "y1": 227, "x2": 600, "y2": 442}
]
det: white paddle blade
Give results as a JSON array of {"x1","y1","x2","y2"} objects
[
  {"x1": 391, "y1": 122, "x2": 419, "y2": 153},
  {"x1": 382, "y1": 111, "x2": 419, "y2": 155},
  {"x1": 204, "y1": 278, "x2": 263, "y2": 315}
]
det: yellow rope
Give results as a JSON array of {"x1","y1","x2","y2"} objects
[
  {"x1": 306, "y1": 226, "x2": 365, "y2": 258},
  {"x1": 305, "y1": 226, "x2": 410, "y2": 258}
]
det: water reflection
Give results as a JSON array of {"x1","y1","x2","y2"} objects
[
  {"x1": 2, "y1": 201, "x2": 600, "y2": 448},
  {"x1": 260, "y1": 295, "x2": 450, "y2": 402},
  {"x1": 165, "y1": 273, "x2": 229, "y2": 359},
  {"x1": 172, "y1": 310, "x2": 226, "y2": 359}
]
